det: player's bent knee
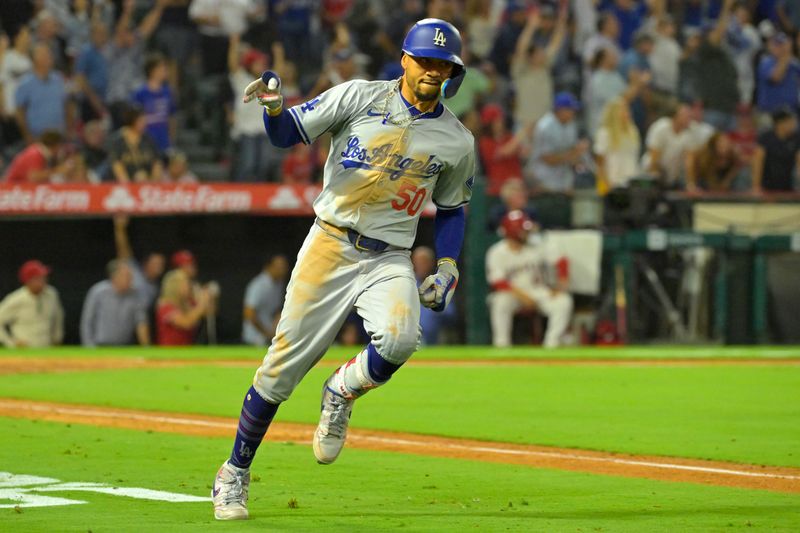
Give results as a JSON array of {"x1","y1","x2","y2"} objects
[
  {"x1": 250, "y1": 380, "x2": 283, "y2": 405},
  {"x1": 366, "y1": 344, "x2": 403, "y2": 383},
  {"x1": 252, "y1": 367, "x2": 296, "y2": 404},
  {"x1": 373, "y1": 326, "x2": 420, "y2": 364}
]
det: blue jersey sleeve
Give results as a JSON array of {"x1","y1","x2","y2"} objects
[
  {"x1": 263, "y1": 108, "x2": 303, "y2": 148},
  {"x1": 434, "y1": 206, "x2": 466, "y2": 261}
]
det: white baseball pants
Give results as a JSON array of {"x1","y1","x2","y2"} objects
[
  {"x1": 488, "y1": 287, "x2": 573, "y2": 348},
  {"x1": 253, "y1": 221, "x2": 421, "y2": 403}
]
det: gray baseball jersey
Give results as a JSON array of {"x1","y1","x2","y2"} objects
[
  {"x1": 251, "y1": 79, "x2": 474, "y2": 403},
  {"x1": 287, "y1": 79, "x2": 476, "y2": 248}
]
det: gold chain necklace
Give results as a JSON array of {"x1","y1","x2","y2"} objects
[{"x1": 375, "y1": 79, "x2": 435, "y2": 127}]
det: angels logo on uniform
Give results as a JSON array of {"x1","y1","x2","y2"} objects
[{"x1": 433, "y1": 28, "x2": 446, "y2": 47}]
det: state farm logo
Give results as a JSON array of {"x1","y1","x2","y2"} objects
[
  {"x1": 101, "y1": 185, "x2": 253, "y2": 213},
  {"x1": 0, "y1": 184, "x2": 322, "y2": 215},
  {"x1": 268, "y1": 187, "x2": 302, "y2": 210},
  {"x1": 0, "y1": 186, "x2": 90, "y2": 212},
  {"x1": 266, "y1": 185, "x2": 320, "y2": 211},
  {"x1": 103, "y1": 186, "x2": 137, "y2": 210}
]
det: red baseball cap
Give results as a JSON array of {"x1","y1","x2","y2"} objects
[
  {"x1": 171, "y1": 250, "x2": 196, "y2": 268},
  {"x1": 501, "y1": 210, "x2": 535, "y2": 241},
  {"x1": 18, "y1": 260, "x2": 50, "y2": 284},
  {"x1": 242, "y1": 49, "x2": 268, "y2": 70},
  {"x1": 480, "y1": 104, "x2": 504, "y2": 125}
]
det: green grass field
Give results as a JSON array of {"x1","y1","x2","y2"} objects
[{"x1": 1, "y1": 346, "x2": 799, "y2": 532}]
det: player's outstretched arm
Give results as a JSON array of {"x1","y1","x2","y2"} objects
[{"x1": 262, "y1": 109, "x2": 303, "y2": 148}]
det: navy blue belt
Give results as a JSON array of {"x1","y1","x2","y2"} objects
[{"x1": 346, "y1": 229, "x2": 391, "y2": 252}]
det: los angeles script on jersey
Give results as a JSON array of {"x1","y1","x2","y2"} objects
[{"x1": 339, "y1": 136, "x2": 444, "y2": 181}]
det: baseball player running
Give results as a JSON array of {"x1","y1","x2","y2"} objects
[{"x1": 212, "y1": 19, "x2": 475, "y2": 520}]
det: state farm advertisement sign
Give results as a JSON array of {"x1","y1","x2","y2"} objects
[{"x1": 0, "y1": 184, "x2": 322, "y2": 216}]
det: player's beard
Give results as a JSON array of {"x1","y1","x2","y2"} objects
[
  {"x1": 413, "y1": 79, "x2": 441, "y2": 102},
  {"x1": 413, "y1": 89, "x2": 439, "y2": 102}
]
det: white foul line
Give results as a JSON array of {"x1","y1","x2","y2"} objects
[
  {"x1": 352, "y1": 435, "x2": 800, "y2": 481},
  {"x1": 3, "y1": 401, "x2": 799, "y2": 483},
  {"x1": 4, "y1": 402, "x2": 235, "y2": 429}
]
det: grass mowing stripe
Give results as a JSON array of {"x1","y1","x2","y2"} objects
[
  {"x1": 1, "y1": 345, "x2": 800, "y2": 361},
  {"x1": 3, "y1": 358, "x2": 798, "y2": 381},
  {"x1": 3, "y1": 418, "x2": 800, "y2": 532},
  {"x1": 2, "y1": 399, "x2": 799, "y2": 494},
  {"x1": 1, "y1": 364, "x2": 798, "y2": 468}
]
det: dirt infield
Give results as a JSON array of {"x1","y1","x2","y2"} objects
[
  {"x1": 1, "y1": 398, "x2": 798, "y2": 494},
  {"x1": 2, "y1": 356, "x2": 799, "y2": 376}
]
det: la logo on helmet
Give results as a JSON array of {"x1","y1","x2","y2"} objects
[{"x1": 433, "y1": 27, "x2": 447, "y2": 47}]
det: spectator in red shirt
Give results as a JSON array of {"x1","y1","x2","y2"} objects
[
  {"x1": 155, "y1": 268, "x2": 211, "y2": 346},
  {"x1": 478, "y1": 103, "x2": 523, "y2": 196},
  {"x1": 3, "y1": 130, "x2": 64, "y2": 183},
  {"x1": 727, "y1": 104, "x2": 758, "y2": 167}
]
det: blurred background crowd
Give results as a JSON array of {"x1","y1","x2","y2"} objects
[{"x1": 2, "y1": 0, "x2": 800, "y2": 195}]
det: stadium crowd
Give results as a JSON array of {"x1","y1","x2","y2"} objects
[{"x1": 0, "y1": 0, "x2": 799, "y2": 194}]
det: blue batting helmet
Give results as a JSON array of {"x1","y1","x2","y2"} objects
[{"x1": 402, "y1": 18, "x2": 466, "y2": 99}]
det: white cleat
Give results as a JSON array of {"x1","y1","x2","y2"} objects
[
  {"x1": 313, "y1": 383, "x2": 354, "y2": 465},
  {"x1": 212, "y1": 461, "x2": 250, "y2": 520}
]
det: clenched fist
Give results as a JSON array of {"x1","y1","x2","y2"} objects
[{"x1": 243, "y1": 70, "x2": 283, "y2": 116}]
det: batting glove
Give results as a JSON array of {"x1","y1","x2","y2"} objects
[
  {"x1": 418, "y1": 259, "x2": 459, "y2": 313},
  {"x1": 243, "y1": 70, "x2": 283, "y2": 116}
]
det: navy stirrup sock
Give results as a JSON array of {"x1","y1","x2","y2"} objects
[
  {"x1": 366, "y1": 343, "x2": 402, "y2": 382},
  {"x1": 229, "y1": 386, "x2": 279, "y2": 469}
]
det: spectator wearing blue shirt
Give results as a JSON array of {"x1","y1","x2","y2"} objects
[
  {"x1": 276, "y1": 0, "x2": 321, "y2": 74},
  {"x1": 242, "y1": 256, "x2": 289, "y2": 347},
  {"x1": 81, "y1": 260, "x2": 150, "y2": 347},
  {"x1": 618, "y1": 31, "x2": 652, "y2": 80},
  {"x1": 132, "y1": 54, "x2": 176, "y2": 153},
  {"x1": 608, "y1": 0, "x2": 647, "y2": 50},
  {"x1": 705, "y1": 0, "x2": 724, "y2": 21},
  {"x1": 526, "y1": 92, "x2": 590, "y2": 192},
  {"x1": 113, "y1": 215, "x2": 166, "y2": 311},
  {"x1": 14, "y1": 43, "x2": 69, "y2": 143},
  {"x1": 681, "y1": 0, "x2": 705, "y2": 30},
  {"x1": 75, "y1": 22, "x2": 111, "y2": 122},
  {"x1": 756, "y1": 33, "x2": 800, "y2": 118}
]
